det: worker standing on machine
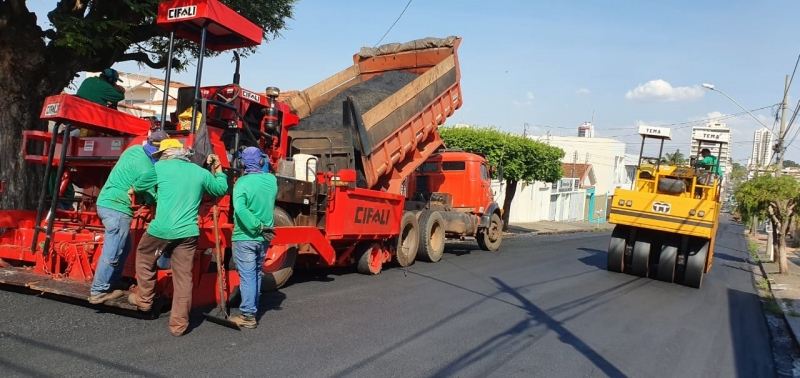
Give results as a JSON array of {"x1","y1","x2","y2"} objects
[
  {"x1": 87, "y1": 130, "x2": 168, "y2": 304},
  {"x1": 229, "y1": 147, "x2": 278, "y2": 329},
  {"x1": 128, "y1": 139, "x2": 228, "y2": 337}
]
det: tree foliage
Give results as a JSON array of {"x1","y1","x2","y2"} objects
[
  {"x1": 730, "y1": 162, "x2": 747, "y2": 182},
  {"x1": 661, "y1": 149, "x2": 686, "y2": 166},
  {"x1": 7, "y1": 0, "x2": 296, "y2": 74},
  {"x1": 438, "y1": 126, "x2": 564, "y2": 229},
  {"x1": 734, "y1": 174, "x2": 800, "y2": 273},
  {"x1": 784, "y1": 160, "x2": 800, "y2": 168}
]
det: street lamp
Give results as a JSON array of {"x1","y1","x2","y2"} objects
[{"x1": 702, "y1": 83, "x2": 772, "y2": 129}]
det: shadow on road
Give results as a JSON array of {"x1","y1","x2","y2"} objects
[
  {"x1": 330, "y1": 266, "x2": 632, "y2": 377},
  {"x1": 0, "y1": 333, "x2": 167, "y2": 378},
  {"x1": 576, "y1": 247, "x2": 607, "y2": 270}
]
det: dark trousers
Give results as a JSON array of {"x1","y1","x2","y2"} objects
[{"x1": 133, "y1": 232, "x2": 197, "y2": 335}]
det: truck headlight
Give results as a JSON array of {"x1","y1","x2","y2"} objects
[
  {"x1": 626, "y1": 201, "x2": 633, "y2": 207},
  {"x1": 698, "y1": 211, "x2": 705, "y2": 217}
]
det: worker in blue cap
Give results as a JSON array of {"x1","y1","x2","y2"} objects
[
  {"x1": 230, "y1": 146, "x2": 278, "y2": 328},
  {"x1": 88, "y1": 130, "x2": 169, "y2": 304}
]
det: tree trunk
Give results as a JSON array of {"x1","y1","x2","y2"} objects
[
  {"x1": 0, "y1": 23, "x2": 73, "y2": 210},
  {"x1": 501, "y1": 179, "x2": 518, "y2": 231},
  {"x1": 749, "y1": 215, "x2": 757, "y2": 235},
  {"x1": 771, "y1": 212, "x2": 790, "y2": 274}
]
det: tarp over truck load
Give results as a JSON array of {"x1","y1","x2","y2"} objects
[{"x1": 283, "y1": 36, "x2": 463, "y2": 194}]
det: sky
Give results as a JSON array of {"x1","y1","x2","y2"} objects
[{"x1": 27, "y1": 0, "x2": 800, "y2": 163}]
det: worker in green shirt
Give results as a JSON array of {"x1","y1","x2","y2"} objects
[
  {"x1": 128, "y1": 139, "x2": 228, "y2": 337},
  {"x1": 696, "y1": 148, "x2": 722, "y2": 186},
  {"x1": 87, "y1": 130, "x2": 168, "y2": 304},
  {"x1": 229, "y1": 147, "x2": 278, "y2": 329},
  {"x1": 76, "y1": 68, "x2": 126, "y2": 109}
]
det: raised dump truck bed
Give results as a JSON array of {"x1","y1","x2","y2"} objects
[{"x1": 283, "y1": 36, "x2": 463, "y2": 194}]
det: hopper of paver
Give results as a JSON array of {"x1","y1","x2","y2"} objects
[{"x1": 282, "y1": 36, "x2": 463, "y2": 194}]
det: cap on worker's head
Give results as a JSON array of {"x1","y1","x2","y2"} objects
[
  {"x1": 241, "y1": 146, "x2": 265, "y2": 166},
  {"x1": 148, "y1": 130, "x2": 169, "y2": 146},
  {"x1": 152, "y1": 138, "x2": 183, "y2": 157},
  {"x1": 102, "y1": 68, "x2": 123, "y2": 83}
]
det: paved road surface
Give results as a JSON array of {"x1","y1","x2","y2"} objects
[{"x1": 0, "y1": 221, "x2": 774, "y2": 377}]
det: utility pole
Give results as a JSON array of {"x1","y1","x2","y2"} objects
[
  {"x1": 776, "y1": 74, "x2": 791, "y2": 177},
  {"x1": 572, "y1": 151, "x2": 578, "y2": 178},
  {"x1": 523, "y1": 122, "x2": 529, "y2": 138}
]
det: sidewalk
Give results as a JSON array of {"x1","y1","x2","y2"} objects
[
  {"x1": 749, "y1": 232, "x2": 800, "y2": 348},
  {"x1": 507, "y1": 220, "x2": 612, "y2": 236}
]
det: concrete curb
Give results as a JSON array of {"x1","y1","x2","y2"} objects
[
  {"x1": 744, "y1": 231, "x2": 800, "y2": 351},
  {"x1": 504, "y1": 227, "x2": 613, "y2": 237}
]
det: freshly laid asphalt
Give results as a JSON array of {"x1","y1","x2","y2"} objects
[{"x1": 0, "y1": 220, "x2": 775, "y2": 377}]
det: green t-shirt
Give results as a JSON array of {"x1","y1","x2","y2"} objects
[
  {"x1": 76, "y1": 76, "x2": 124, "y2": 106},
  {"x1": 699, "y1": 155, "x2": 721, "y2": 175},
  {"x1": 133, "y1": 159, "x2": 228, "y2": 239},
  {"x1": 96, "y1": 145, "x2": 156, "y2": 217},
  {"x1": 232, "y1": 173, "x2": 278, "y2": 242}
]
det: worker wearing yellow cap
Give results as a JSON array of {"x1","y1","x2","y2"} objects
[
  {"x1": 87, "y1": 130, "x2": 168, "y2": 305},
  {"x1": 128, "y1": 138, "x2": 228, "y2": 337}
]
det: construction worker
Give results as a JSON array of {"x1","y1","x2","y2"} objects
[
  {"x1": 128, "y1": 139, "x2": 228, "y2": 337},
  {"x1": 87, "y1": 131, "x2": 168, "y2": 304},
  {"x1": 696, "y1": 148, "x2": 722, "y2": 186},
  {"x1": 76, "y1": 68, "x2": 126, "y2": 109},
  {"x1": 229, "y1": 147, "x2": 278, "y2": 329}
]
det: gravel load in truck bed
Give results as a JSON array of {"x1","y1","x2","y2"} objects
[{"x1": 294, "y1": 70, "x2": 421, "y2": 131}]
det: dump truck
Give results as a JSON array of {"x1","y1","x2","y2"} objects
[
  {"x1": 0, "y1": 0, "x2": 501, "y2": 318},
  {"x1": 606, "y1": 125, "x2": 723, "y2": 288}
]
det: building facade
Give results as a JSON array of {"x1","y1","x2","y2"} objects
[{"x1": 750, "y1": 127, "x2": 774, "y2": 169}]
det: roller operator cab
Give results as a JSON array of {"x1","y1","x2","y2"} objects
[
  {"x1": 607, "y1": 125, "x2": 723, "y2": 289},
  {"x1": 404, "y1": 149, "x2": 504, "y2": 261}
]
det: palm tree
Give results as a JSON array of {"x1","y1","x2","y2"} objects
[{"x1": 662, "y1": 149, "x2": 686, "y2": 166}]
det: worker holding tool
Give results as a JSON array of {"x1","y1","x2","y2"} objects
[
  {"x1": 128, "y1": 139, "x2": 228, "y2": 337},
  {"x1": 87, "y1": 131, "x2": 168, "y2": 304},
  {"x1": 229, "y1": 147, "x2": 278, "y2": 329}
]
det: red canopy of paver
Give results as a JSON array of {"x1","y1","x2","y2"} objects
[{"x1": 156, "y1": 0, "x2": 263, "y2": 51}]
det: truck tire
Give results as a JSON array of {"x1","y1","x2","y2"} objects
[
  {"x1": 417, "y1": 211, "x2": 445, "y2": 263},
  {"x1": 394, "y1": 211, "x2": 420, "y2": 267},
  {"x1": 357, "y1": 242, "x2": 383, "y2": 275},
  {"x1": 477, "y1": 212, "x2": 503, "y2": 251},
  {"x1": 261, "y1": 207, "x2": 298, "y2": 292}
]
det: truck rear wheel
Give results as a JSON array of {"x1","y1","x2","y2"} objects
[
  {"x1": 395, "y1": 211, "x2": 420, "y2": 267},
  {"x1": 357, "y1": 242, "x2": 384, "y2": 275},
  {"x1": 417, "y1": 211, "x2": 445, "y2": 263},
  {"x1": 477, "y1": 212, "x2": 503, "y2": 251},
  {"x1": 262, "y1": 207, "x2": 297, "y2": 292}
]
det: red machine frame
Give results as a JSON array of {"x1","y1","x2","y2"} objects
[{"x1": 0, "y1": 0, "x2": 405, "y2": 315}]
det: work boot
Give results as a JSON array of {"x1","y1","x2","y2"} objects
[
  {"x1": 127, "y1": 293, "x2": 152, "y2": 312},
  {"x1": 230, "y1": 315, "x2": 257, "y2": 329},
  {"x1": 88, "y1": 289, "x2": 124, "y2": 304}
]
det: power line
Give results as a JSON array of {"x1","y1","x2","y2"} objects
[{"x1": 373, "y1": 0, "x2": 413, "y2": 47}]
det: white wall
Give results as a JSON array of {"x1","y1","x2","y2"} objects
[
  {"x1": 530, "y1": 136, "x2": 627, "y2": 196},
  {"x1": 490, "y1": 180, "x2": 552, "y2": 223}
]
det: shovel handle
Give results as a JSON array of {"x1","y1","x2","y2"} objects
[{"x1": 212, "y1": 200, "x2": 226, "y2": 314}]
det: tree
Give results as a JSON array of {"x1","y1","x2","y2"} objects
[
  {"x1": 438, "y1": 126, "x2": 564, "y2": 230},
  {"x1": 784, "y1": 160, "x2": 800, "y2": 168},
  {"x1": 0, "y1": 0, "x2": 296, "y2": 209},
  {"x1": 661, "y1": 149, "x2": 685, "y2": 166},
  {"x1": 730, "y1": 162, "x2": 747, "y2": 182},
  {"x1": 734, "y1": 174, "x2": 800, "y2": 273}
]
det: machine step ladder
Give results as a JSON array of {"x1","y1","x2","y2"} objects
[{"x1": 31, "y1": 122, "x2": 72, "y2": 254}]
